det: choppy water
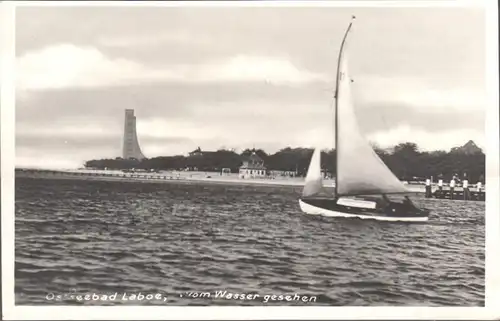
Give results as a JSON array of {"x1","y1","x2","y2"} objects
[{"x1": 15, "y1": 177, "x2": 484, "y2": 306}]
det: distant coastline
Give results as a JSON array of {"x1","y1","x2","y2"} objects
[
  {"x1": 82, "y1": 141, "x2": 486, "y2": 184},
  {"x1": 15, "y1": 168, "x2": 314, "y2": 189},
  {"x1": 14, "y1": 168, "x2": 444, "y2": 193}
]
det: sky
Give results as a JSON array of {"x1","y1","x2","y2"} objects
[{"x1": 15, "y1": 4, "x2": 486, "y2": 169}]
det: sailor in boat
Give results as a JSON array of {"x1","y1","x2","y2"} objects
[
  {"x1": 376, "y1": 194, "x2": 415, "y2": 211},
  {"x1": 402, "y1": 196, "x2": 416, "y2": 209},
  {"x1": 378, "y1": 194, "x2": 391, "y2": 208}
]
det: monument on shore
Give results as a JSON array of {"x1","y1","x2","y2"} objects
[{"x1": 122, "y1": 109, "x2": 145, "y2": 160}]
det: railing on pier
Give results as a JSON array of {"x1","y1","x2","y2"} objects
[{"x1": 422, "y1": 178, "x2": 485, "y2": 202}]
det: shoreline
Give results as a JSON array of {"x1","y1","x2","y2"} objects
[
  {"x1": 15, "y1": 168, "x2": 429, "y2": 193},
  {"x1": 15, "y1": 170, "x2": 311, "y2": 189}
]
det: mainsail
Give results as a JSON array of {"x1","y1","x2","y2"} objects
[
  {"x1": 302, "y1": 147, "x2": 322, "y2": 197},
  {"x1": 334, "y1": 18, "x2": 408, "y2": 196}
]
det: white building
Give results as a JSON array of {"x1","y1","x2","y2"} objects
[{"x1": 239, "y1": 152, "x2": 266, "y2": 179}]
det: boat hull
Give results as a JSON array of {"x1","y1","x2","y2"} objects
[{"x1": 299, "y1": 198, "x2": 429, "y2": 222}]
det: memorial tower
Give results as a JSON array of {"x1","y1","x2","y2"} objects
[{"x1": 122, "y1": 109, "x2": 145, "y2": 160}]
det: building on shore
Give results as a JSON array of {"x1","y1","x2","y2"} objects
[
  {"x1": 186, "y1": 147, "x2": 219, "y2": 171},
  {"x1": 269, "y1": 170, "x2": 297, "y2": 178},
  {"x1": 188, "y1": 147, "x2": 217, "y2": 157},
  {"x1": 239, "y1": 151, "x2": 266, "y2": 179},
  {"x1": 122, "y1": 109, "x2": 145, "y2": 160}
]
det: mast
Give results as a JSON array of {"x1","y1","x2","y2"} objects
[{"x1": 334, "y1": 15, "x2": 356, "y2": 197}]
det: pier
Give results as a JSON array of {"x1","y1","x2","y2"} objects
[{"x1": 423, "y1": 177, "x2": 485, "y2": 202}]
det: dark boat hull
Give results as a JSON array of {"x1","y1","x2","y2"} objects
[{"x1": 299, "y1": 197, "x2": 430, "y2": 222}]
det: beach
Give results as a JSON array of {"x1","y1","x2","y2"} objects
[
  {"x1": 16, "y1": 169, "x2": 320, "y2": 188},
  {"x1": 14, "y1": 168, "x2": 435, "y2": 193}
]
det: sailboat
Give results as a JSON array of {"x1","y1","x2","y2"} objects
[{"x1": 299, "y1": 16, "x2": 430, "y2": 222}]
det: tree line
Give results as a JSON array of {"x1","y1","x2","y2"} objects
[{"x1": 84, "y1": 142, "x2": 485, "y2": 182}]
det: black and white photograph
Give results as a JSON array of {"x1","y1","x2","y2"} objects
[{"x1": 1, "y1": 0, "x2": 499, "y2": 320}]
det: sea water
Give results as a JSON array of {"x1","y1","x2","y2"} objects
[{"x1": 15, "y1": 177, "x2": 484, "y2": 306}]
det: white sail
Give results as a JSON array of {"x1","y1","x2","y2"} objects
[
  {"x1": 335, "y1": 20, "x2": 408, "y2": 197},
  {"x1": 302, "y1": 147, "x2": 322, "y2": 197}
]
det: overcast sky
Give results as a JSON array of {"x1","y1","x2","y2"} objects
[{"x1": 15, "y1": 4, "x2": 486, "y2": 169}]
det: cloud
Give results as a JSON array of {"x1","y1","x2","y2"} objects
[
  {"x1": 16, "y1": 122, "x2": 119, "y2": 139},
  {"x1": 17, "y1": 44, "x2": 148, "y2": 91},
  {"x1": 201, "y1": 55, "x2": 327, "y2": 84},
  {"x1": 16, "y1": 81, "x2": 332, "y2": 126},
  {"x1": 16, "y1": 154, "x2": 85, "y2": 170},
  {"x1": 368, "y1": 125, "x2": 485, "y2": 152},
  {"x1": 353, "y1": 76, "x2": 486, "y2": 114},
  {"x1": 135, "y1": 104, "x2": 332, "y2": 152},
  {"x1": 15, "y1": 76, "x2": 485, "y2": 169},
  {"x1": 96, "y1": 31, "x2": 212, "y2": 48},
  {"x1": 353, "y1": 101, "x2": 484, "y2": 135},
  {"x1": 13, "y1": 7, "x2": 486, "y2": 169},
  {"x1": 16, "y1": 44, "x2": 327, "y2": 91},
  {"x1": 294, "y1": 126, "x2": 334, "y2": 150},
  {"x1": 136, "y1": 118, "x2": 219, "y2": 142},
  {"x1": 15, "y1": 127, "x2": 199, "y2": 169}
]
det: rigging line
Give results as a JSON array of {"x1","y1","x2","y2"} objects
[{"x1": 329, "y1": 91, "x2": 335, "y2": 110}]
